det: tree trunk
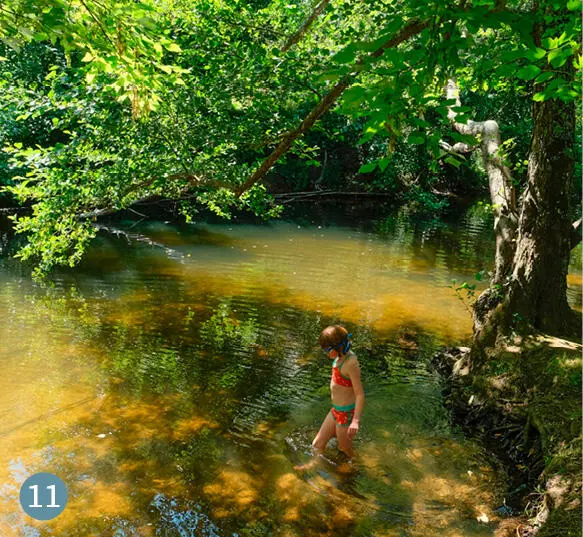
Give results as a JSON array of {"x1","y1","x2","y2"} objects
[
  {"x1": 445, "y1": 80, "x2": 518, "y2": 292},
  {"x1": 473, "y1": 2, "x2": 577, "y2": 339},
  {"x1": 500, "y1": 94, "x2": 575, "y2": 334}
]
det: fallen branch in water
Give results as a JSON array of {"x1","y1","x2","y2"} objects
[{"x1": 93, "y1": 224, "x2": 185, "y2": 262}]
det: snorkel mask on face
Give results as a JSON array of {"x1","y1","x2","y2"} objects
[{"x1": 323, "y1": 333, "x2": 352, "y2": 354}]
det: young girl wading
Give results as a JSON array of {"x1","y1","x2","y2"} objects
[{"x1": 313, "y1": 325, "x2": 364, "y2": 458}]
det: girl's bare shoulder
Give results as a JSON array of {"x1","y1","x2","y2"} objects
[{"x1": 345, "y1": 352, "x2": 360, "y2": 370}]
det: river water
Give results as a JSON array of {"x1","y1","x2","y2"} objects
[{"x1": 0, "y1": 201, "x2": 580, "y2": 537}]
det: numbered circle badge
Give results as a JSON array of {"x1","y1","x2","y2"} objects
[{"x1": 19, "y1": 473, "x2": 68, "y2": 520}]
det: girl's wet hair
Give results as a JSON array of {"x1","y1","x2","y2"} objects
[{"x1": 318, "y1": 325, "x2": 349, "y2": 349}]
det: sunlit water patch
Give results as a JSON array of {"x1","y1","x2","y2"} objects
[{"x1": 0, "y1": 202, "x2": 580, "y2": 537}]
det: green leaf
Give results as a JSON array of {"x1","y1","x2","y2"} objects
[
  {"x1": 501, "y1": 49, "x2": 525, "y2": 62},
  {"x1": 378, "y1": 158, "x2": 391, "y2": 172},
  {"x1": 81, "y1": 52, "x2": 93, "y2": 62},
  {"x1": 134, "y1": 2, "x2": 157, "y2": 11},
  {"x1": 444, "y1": 156, "x2": 461, "y2": 168},
  {"x1": 408, "y1": 132, "x2": 425, "y2": 145},
  {"x1": 517, "y1": 64, "x2": 541, "y2": 81},
  {"x1": 332, "y1": 45, "x2": 357, "y2": 64},
  {"x1": 534, "y1": 71, "x2": 554, "y2": 84},
  {"x1": 548, "y1": 48, "x2": 571, "y2": 68},
  {"x1": 451, "y1": 132, "x2": 477, "y2": 145},
  {"x1": 542, "y1": 37, "x2": 559, "y2": 50},
  {"x1": 342, "y1": 86, "x2": 367, "y2": 104},
  {"x1": 165, "y1": 43, "x2": 182, "y2": 53},
  {"x1": 358, "y1": 162, "x2": 377, "y2": 174},
  {"x1": 567, "y1": 0, "x2": 581, "y2": 10},
  {"x1": 410, "y1": 117, "x2": 431, "y2": 129},
  {"x1": 316, "y1": 72, "x2": 342, "y2": 82},
  {"x1": 524, "y1": 47, "x2": 546, "y2": 61}
]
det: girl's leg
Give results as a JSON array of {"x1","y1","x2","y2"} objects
[
  {"x1": 312, "y1": 411, "x2": 336, "y2": 452},
  {"x1": 296, "y1": 412, "x2": 337, "y2": 471},
  {"x1": 335, "y1": 425, "x2": 354, "y2": 458}
]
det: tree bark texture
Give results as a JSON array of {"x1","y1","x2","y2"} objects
[
  {"x1": 501, "y1": 94, "x2": 576, "y2": 334},
  {"x1": 570, "y1": 217, "x2": 582, "y2": 249}
]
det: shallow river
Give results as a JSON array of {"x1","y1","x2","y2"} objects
[{"x1": 0, "y1": 201, "x2": 580, "y2": 537}]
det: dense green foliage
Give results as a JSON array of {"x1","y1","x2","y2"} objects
[{"x1": 0, "y1": 0, "x2": 580, "y2": 275}]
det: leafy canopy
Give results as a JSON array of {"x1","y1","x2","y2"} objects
[{"x1": 0, "y1": 0, "x2": 580, "y2": 276}]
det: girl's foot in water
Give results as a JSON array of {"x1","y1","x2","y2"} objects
[{"x1": 293, "y1": 450, "x2": 326, "y2": 472}]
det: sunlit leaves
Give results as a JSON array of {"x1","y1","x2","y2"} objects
[
  {"x1": 1, "y1": 0, "x2": 185, "y2": 117},
  {"x1": 547, "y1": 47, "x2": 572, "y2": 68},
  {"x1": 517, "y1": 65, "x2": 541, "y2": 81}
]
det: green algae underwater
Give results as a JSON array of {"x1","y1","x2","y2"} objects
[{"x1": 0, "y1": 202, "x2": 581, "y2": 537}]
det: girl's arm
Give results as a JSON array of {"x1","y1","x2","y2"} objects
[{"x1": 347, "y1": 358, "x2": 364, "y2": 438}]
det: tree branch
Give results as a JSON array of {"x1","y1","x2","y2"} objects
[
  {"x1": 281, "y1": 0, "x2": 331, "y2": 53},
  {"x1": 77, "y1": 0, "x2": 117, "y2": 52},
  {"x1": 445, "y1": 78, "x2": 518, "y2": 285},
  {"x1": 94, "y1": 224, "x2": 185, "y2": 261},
  {"x1": 78, "y1": 172, "x2": 229, "y2": 220},
  {"x1": 439, "y1": 139, "x2": 475, "y2": 154},
  {"x1": 236, "y1": 18, "x2": 431, "y2": 197}
]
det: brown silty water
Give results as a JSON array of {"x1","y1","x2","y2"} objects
[{"x1": 0, "y1": 202, "x2": 580, "y2": 537}]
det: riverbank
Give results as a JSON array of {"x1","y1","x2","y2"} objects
[{"x1": 434, "y1": 335, "x2": 582, "y2": 537}]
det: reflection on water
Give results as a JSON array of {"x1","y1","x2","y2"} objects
[{"x1": 0, "y1": 202, "x2": 580, "y2": 537}]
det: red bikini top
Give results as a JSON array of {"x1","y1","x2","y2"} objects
[{"x1": 332, "y1": 354, "x2": 353, "y2": 387}]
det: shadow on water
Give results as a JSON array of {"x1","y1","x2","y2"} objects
[{"x1": 0, "y1": 202, "x2": 580, "y2": 537}]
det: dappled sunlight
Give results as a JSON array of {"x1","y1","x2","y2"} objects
[
  {"x1": 0, "y1": 205, "x2": 511, "y2": 536},
  {"x1": 173, "y1": 415, "x2": 219, "y2": 441},
  {"x1": 275, "y1": 471, "x2": 319, "y2": 522},
  {"x1": 534, "y1": 335, "x2": 582, "y2": 352},
  {"x1": 203, "y1": 469, "x2": 262, "y2": 518},
  {"x1": 146, "y1": 224, "x2": 477, "y2": 341},
  {"x1": 566, "y1": 271, "x2": 582, "y2": 311}
]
